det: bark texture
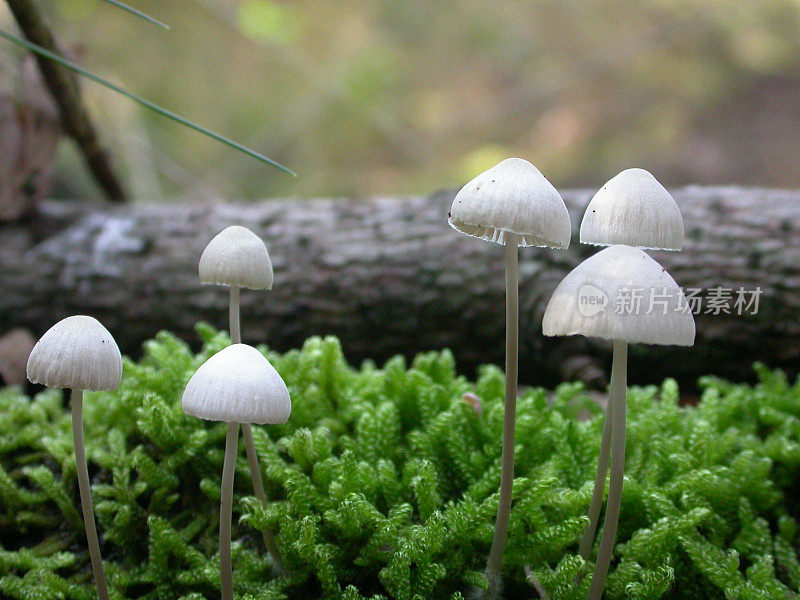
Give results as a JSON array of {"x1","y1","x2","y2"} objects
[{"x1": 1, "y1": 187, "x2": 798, "y2": 389}]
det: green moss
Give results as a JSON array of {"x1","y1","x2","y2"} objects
[{"x1": 1, "y1": 326, "x2": 799, "y2": 599}]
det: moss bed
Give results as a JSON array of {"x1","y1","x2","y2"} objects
[{"x1": 1, "y1": 325, "x2": 800, "y2": 600}]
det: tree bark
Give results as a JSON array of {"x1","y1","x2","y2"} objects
[{"x1": 1, "y1": 187, "x2": 797, "y2": 389}]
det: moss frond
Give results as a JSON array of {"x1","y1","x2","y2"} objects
[{"x1": 2, "y1": 327, "x2": 800, "y2": 599}]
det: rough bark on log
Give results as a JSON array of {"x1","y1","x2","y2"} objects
[{"x1": 0, "y1": 187, "x2": 798, "y2": 389}]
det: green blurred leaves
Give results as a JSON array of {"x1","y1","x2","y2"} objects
[{"x1": 236, "y1": 0, "x2": 302, "y2": 46}]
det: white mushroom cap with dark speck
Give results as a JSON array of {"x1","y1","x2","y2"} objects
[
  {"x1": 26, "y1": 316, "x2": 123, "y2": 391},
  {"x1": 448, "y1": 158, "x2": 571, "y2": 248}
]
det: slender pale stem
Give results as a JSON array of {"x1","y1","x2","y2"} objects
[
  {"x1": 229, "y1": 286, "x2": 241, "y2": 345},
  {"x1": 71, "y1": 389, "x2": 109, "y2": 600},
  {"x1": 228, "y1": 284, "x2": 284, "y2": 573},
  {"x1": 524, "y1": 564, "x2": 552, "y2": 600},
  {"x1": 578, "y1": 377, "x2": 616, "y2": 561},
  {"x1": 586, "y1": 340, "x2": 628, "y2": 600},
  {"x1": 485, "y1": 235, "x2": 519, "y2": 590},
  {"x1": 241, "y1": 425, "x2": 284, "y2": 572},
  {"x1": 220, "y1": 421, "x2": 240, "y2": 600}
]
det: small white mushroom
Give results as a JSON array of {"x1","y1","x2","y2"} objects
[
  {"x1": 576, "y1": 170, "x2": 685, "y2": 573},
  {"x1": 542, "y1": 245, "x2": 695, "y2": 600},
  {"x1": 27, "y1": 315, "x2": 122, "y2": 391},
  {"x1": 199, "y1": 225, "x2": 284, "y2": 570},
  {"x1": 449, "y1": 157, "x2": 571, "y2": 249},
  {"x1": 27, "y1": 315, "x2": 122, "y2": 600},
  {"x1": 542, "y1": 245, "x2": 695, "y2": 345},
  {"x1": 199, "y1": 224, "x2": 273, "y2": 346},
  {"x1": 449, "y1": 157, "x2": 571, "y2": 591},
  {"x1": 199, "y1": 225, "x2": 274, "y2": 292},
  {"x1": 182, "y1": 344, "x2": 290, "y2": 600},
  {"x1": 182, "y1": 344, "x2": 290, "y2": 425},
  {"x1": 580, "y1": 168, "x2": 684, "y2": 251}
]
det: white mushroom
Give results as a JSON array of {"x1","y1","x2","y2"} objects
[
  {"x1": 542, "y1": 246, "x2": 694, "y2": 345},
  {"x1": 199, "y1": 225, "x2": 273, "y2": 346},
  {"x1": 449, "y1": 157, "x2": 570, "y2": 590},
  {"x1": 182, "y1": 344, "x2": 290, "y2": 425},
  {"x1": 449, "y1": 158, "x2": 571, "y2": 249},
  {"x1": 542, "y1": 245, "x2": 695, "y2": 600},
  {"x1": 27, "y1": 315, "x2": 122, "y2": 600},
  {"x1": 576, "y1": 170, "x2": 684, "y2": 569},
  {"x1": 199, "y1": 225, "x2": 274, "y2": 292},
  {"x1": 27, "y1": 316, "x2": 122, "y2": 392},
  {"x1": 580, "y1": 168, "x2": 684, "y2": 251},
  {"x1": 182, "y1": 344, "x2": 290, "y2": 600},
  {"x1": 199, "y1": 225, "x2": 283, "y2": 570}
]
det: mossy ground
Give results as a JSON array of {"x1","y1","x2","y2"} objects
[{"x1": 2, "y1": 325, "x2": 800, "y2": 600}]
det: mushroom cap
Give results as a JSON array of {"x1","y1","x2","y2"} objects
[
  {"x1": 542, "y1": 245, "x2": 695, "y2": 346},
  {"x1": 27, "y1": 316, "x2": 123, "y2": 391},
  {"x1": 182, "y1": 344, "x2": 290, "y2": 424},
  {"x1": 580, "y1": 168, "x2": 684, "y2": 250},
  {"x1": 199, "y1": 226, "x2": 274, "y2": 290},
  {"x1": 448, "y1": 158, "x2": 571, "y2": 248}
]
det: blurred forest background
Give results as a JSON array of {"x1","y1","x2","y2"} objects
[{"x1": 2, "y1": 0, "x2": 800, "y2": 201}]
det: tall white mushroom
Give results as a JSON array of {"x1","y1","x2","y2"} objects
[
  {"x1": 26, "y1": 316, "x2": 122, "y2": 600},
  {"x1": 542, "y1": 245, "x2": 695, "y2": 600},
  {"x1": 199, "y1": 225, "x2": 274, "y2": 350},
  {"x1": 182, "y1": 344, "x2": 290, "y2": 600},
  {"x1": 199, "y1": 225, "x2": 284, "y2": 569},
  {"x1": 576, "y1": 168, "x2": 684, "y2": 566},
  {"x1": 449, "y1": 157, "x2": 571, "y2": 590}
]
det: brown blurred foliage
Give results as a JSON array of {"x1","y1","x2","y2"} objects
[{"x1": 0, "y1": 53, "x2": 59, "y2": 217}]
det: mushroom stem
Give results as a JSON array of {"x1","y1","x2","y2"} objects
[
  {"x1": 228, "y1": 283, "x2": 285, "y2": 573},
  {"x1": 586, "y1": 340, "x2": 628, "y2": 600},
  {"x1": 241, "y1": 425, "x2": 284, "y2": 573},
  {"x1": 229, "y1": 286, "x2": 241, "y2": 344},
  {"x1": 524, "y1": 564, "x2": 552, "y2": 600},
  {"x1": 220, "y1": 421, "x2": 240, "y2": 600},
  {"x1": 485, "y1": 235, "x2": 519, "y2": 590},
  {"x1": 578, "y1": 386, "x2": 615, "y2": 561},
  {"x1": 71, "y1": 388, "x2": 109, "y2": 600}
]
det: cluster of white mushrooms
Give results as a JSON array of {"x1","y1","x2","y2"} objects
[
  {"x1": 25, "y1": 225, "x2": 290, "y2": 600},
  {"x1": 23, "y1": 161, "x2": 694, "y2": 600},
  {"x1": 449, "y1": 160, "x2": 695, "y2": 599}
]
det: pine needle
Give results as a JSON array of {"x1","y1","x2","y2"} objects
[
  {"x1": 100, "y1": 0, "x2": 170, "y2": 30},
  {"x1": 0, "y1": 29, "x2": 296, "y2": 176}
]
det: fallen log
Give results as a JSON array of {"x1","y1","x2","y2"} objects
[{"x1": 1, "y1": 187, "x2": 798, "y2": 389}]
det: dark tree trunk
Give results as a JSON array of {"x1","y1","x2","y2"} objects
[{"x1": 1, "y1": 187, "x2": 798, "y2": 390}]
